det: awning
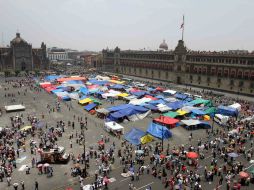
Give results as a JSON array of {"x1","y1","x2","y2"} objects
[
  {"x1": 181, "y1": 119, "x2": 201, "y2": 126},
  {"x1": 84, "y1": 103, "x2": 97, "y2": 111}
]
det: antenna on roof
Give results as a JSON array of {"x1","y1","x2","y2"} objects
[{"x1": 1, "y1": 32, "x2": 3, "y2": 47}]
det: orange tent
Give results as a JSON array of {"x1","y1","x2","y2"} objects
[{"x1": 57, "y1": 77, "x2": 86, "y2": 82}]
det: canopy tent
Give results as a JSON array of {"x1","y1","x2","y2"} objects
[
  {"x1": 153, "y1": 116, "x2": 179, "y2": 127},
  {"x1": 89, "y1": 98, "x2": 102, "y2": 105},
  {"x1": 176, "y1": 109, "x2": 188, "y2": 116},
  {"x1": 175, "y1": 93, "x2": 188, "y2": 100},
  {"x1": 204, "y1": 107, "x2": 217, "y2": 115},
  {"x1": 191, "y1": 109, "x2": 206, "y2": 115},
  {"x1": 163, "y1": 111, "x2": 179, "y2": 118},
  {"x1": 40, "y1": 82, "x2": 52, "y2": 88},
  {"x1": 109, "y1": 80, "x2": 125, "y2": 84},
  {"x1": 96, "y1": 108, "x2": 110, "y2": 114},
  {"x1": 84, "y1": 103, "x2": 97, "y2": 111},
  {"x1": 102, "y1": 90, "x2": 121, "y2": 99},
  {"x1": 5, "y1": 104, "x2": 26, "y2": 112},
  {"x1": 45, "y1": 75, "x2": 62, "y2": 81},
  {"x1": 79, "y1": 98, "x2": 92, "y2": 105},
  {"x1": 68, "y1": 92, "x2": 79, "y2": 100},
  {"x1": 217, "y1": 105, "x2": 238, "y2": 117},
  {"x1": 108, "y1": 112, "x2": 126, "y2": 121},
  {"x1": 140, "y1": 134, "x2": 153, "y2": 144},
  {"x1": 157, "y1": 104, "x2": 171, "y2": 112},
  {"x1": 129, "y1": 97, "x2": 152, "y2": 105},
  {"x1": 88, "y1": 79, "x2": 108, "y2": 86},
  {"x1": 130, "y1": 91, "x2": 148, "y2": 97},
  {"x1": 228, "y1": 103, "x2": 241, "y2": 111},
  {"x1": 79, "y1": 87, "x2": 89, "y2": 95},
  {"x1": 110, "y1": 84, "x2": 126, "y2": 90},
  {"x1": 147, "y1": 122, "x2": 172, "y2": 139},
  {"x1": 155, "y1": 95, "x2": 165, "y2": 99},
  {"x1": 107, "y1": 104, "x2": 131, "y2": 112},
  {"x1": 118, "y1": 93, "x2": 129, "y2": 98},
  {"x1": 181, "y1": 119, "x2": 201, "y2": 126},
  {"x1": 95, "y1": 75, "x2": 110, "y2": 81},
  {"x1": 144, "y1": 95, "x2": 158, "y2": 100},
  {"x1": 124, "y1": 128, "x2": 146, "y2": 145},
  {"x1": 123, "y1": 95, "x2": 137, "y2": 101},
  {"x1": 57, "y1": 77, "x2": 86, "y2": 82},
  {"x1": 143, "y1": 104, "x2": 158, "y2": 111},
  {"x1": 64, "y1": 80, "x2": 84, "y2": 84},
  {"x1": 167, "y1": 101, "x2": 184, "y2": 110},
  {"x1": 148, "y1": 99, "x2": 166, "y2": 105},
  {"x1": 105, "y1": 121, "x2": 124, "y2": 134},
  {"x1": 163, "y1": 89, "x2": 177, "y2": 95},
  {"x1": 189, "y1": 98, "x2": 212, "y2": 107}
]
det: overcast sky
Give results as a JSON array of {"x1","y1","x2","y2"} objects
[{"x1": 0, "y1": 0, "x2": 253, "y2": 51}]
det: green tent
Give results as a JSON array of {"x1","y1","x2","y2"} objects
[
  {"x1": 163, "y1": 111, "x2": 179, "y2": 118},
  {"x1": 90, "y1": 98, "x2": 102, "y2": 105},
  {"x1": 190, "y1": 98, "x2": 213, "y2": 107},
  {"x1": 204, "y1": 107, "x2": 216, "y2": 115}
]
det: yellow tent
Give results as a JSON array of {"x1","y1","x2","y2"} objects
[
  {"x1": 140, "y1": 134, "x2": 153, "y2": 144},
  {"x1": 177, "y1": 109, "x2": 187, "y2": 116},
  {"x1": 109, "y1": 80, "x2": 125, "y2": 84},
  {"x1": 79, "y1": 98, "x2": 92, "y2": 105},
  {"x1": 20, "y1": 126, "x2": 32, "y2": 131},
  {"x1": 118, "y1": 93, "x2": 129, "y2": 97}
]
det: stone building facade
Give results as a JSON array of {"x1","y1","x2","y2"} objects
[
  {"x1": 0, "y1": 33, "x2": 48, "y2": 71},
  {"x1": 100, "y1": 40, "x2": 254, "y2": 96}
]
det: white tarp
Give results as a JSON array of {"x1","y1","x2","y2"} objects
[
  {"x1": 54, "y1": 91, "x2": 69, "y2": 98},
  {"x1": 129, "y1": 97, "x2": 151, "y2": 105},
  {"x1": 157, "y1": 104, "x2": 171, "y2": 112},
  {"x1": 181, "y1": 119, "x2": 201, "y2": 126},
  {"x1": 105, "y1": 121, "x2": 124, "y2": 133},
  {"x1": 102, "y1": 90, "x2": 121, "y2": 99},
  {"x1": 95, "y1": 75, "x2": 110, "y2": 81},
  {"x1": 5, "y1": 105, "x2": 26, "y2": 112},
  {"x1": 128, "y1": 110, "x2": 151, "y2": 122},
  {"x1": 123, "y1": 95, "x2": 137, "y2": 101},
  {"x1": 229, "y1": 103, "x2": 241, "y2": 111},
  {"x1": 163, "y1": 89, "x2": 177, "y2": 95},
  {"x1": 68, "y1": 93, "x2": 79, "y2": 100}
]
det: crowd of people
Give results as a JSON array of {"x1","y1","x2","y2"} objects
[{"x1": 0, "y1": 74, "x2": 253, "y2": 190}]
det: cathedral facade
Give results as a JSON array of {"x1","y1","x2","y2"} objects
[
  {"x1": 100, "y1": 40, "x2": 254, "y2": 96},
  {"x1": 0, "y1": 33, "x2": 48, "y2": 72}
]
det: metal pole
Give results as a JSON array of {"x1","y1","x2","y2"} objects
[{"x1": 162, "y1": 126, "x2": 164, "y2": 151}]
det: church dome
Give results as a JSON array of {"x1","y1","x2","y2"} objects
[
  {"x1": 11, "y1": 33, "x2": 27, "y2": 45},
  {"x1": 159, "y1": 39, "x2": 168, "y2": 50}
]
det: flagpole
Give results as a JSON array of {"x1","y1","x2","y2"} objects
[{"x1": 182, "y1": 15, "x2": 184, "y2": 41}]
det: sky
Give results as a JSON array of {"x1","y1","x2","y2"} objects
[{"x1": 0, "y1": 0, "x2": 253, "y2": 51}]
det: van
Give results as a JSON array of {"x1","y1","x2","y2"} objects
[{"x1": 214, "y1": 114, "x2": 229, "y2": 126}]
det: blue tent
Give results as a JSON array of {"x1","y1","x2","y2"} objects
[
  {"x1": 124, "y1": 128, "x2": 146, "y2": 145},
  {"x1": 185, "y1": 97, "x2": 193, "y2": 102},
  {"x1": 131, "y1": 91, "x2": 147, "y2": 97},
  {"x1": 191, "y1": 109, "x2": 206, "y2": 115},
  {"x1": 118, "y1": 108, "x2": 139, "y2": 117},
  {"x1": 217, "y1": 105, "x2": 238, "y2": 117},
  {"x1": 147, "y1": 122, "x2": 172, "y2": 139},
  {"x1": 155, "y1": 95, "x2": 165, "y2": 99},
  {"x1": 45, "y1": 75, "x2": 61, "y2": 81},
  {"x1": 108, "y1": 112, "x2": 126, "y2": 121},
  {"x1": 167, "y1": 101, "x2": 184, "y2": 110},
  {"x1": 80, "y1": 87, "x2": 89, "y2": 95},
  {"x1": 84, "y1": 103, "x2": 97, "y2": 111},
  {"x1": 110, "y1": 84, "x2": 125, "y2": 89},
  {"x1": 197, "y1": 121, "x2": 212, "y2": 129},
  {"x1": 143, "y1": 104, "x2": 158, "y2": 111},
  {"x1": 130, "y1": 105, "x2": 149, "y2": 113},
  {"x1": 107, "y1": 104, "x2": 131, "y2": 112},
  {"x1": 175, "y1": 93, "x2": 188, "y2": 100},
  {"x1": 61, "y1": 96, "x2": 71, "y2": 101},
  {"x1": 149, "y1": 99, "x2": 166, "y2": 105},
  {"x1": 65, "y1": 80, "x2": 84, "y2": 84},
  {"x1": 51, "y1": 89, "x2": 64, "y2": 94}
]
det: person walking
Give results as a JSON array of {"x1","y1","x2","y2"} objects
[{"x1": 35, "y1": 181, "x2": 39, "y2": 190}]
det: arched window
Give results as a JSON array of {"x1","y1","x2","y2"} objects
[
  {"x1": 230, "y1": 70, "x2": 236, "y2": 78},
  {"x1": 237, "y1": 71, "x2": 243, "y2": 78}
]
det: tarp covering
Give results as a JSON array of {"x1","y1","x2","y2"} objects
[
  {"x1": 96, "y1": 108, "x2": 110, "y2": 114},
  {"x1": 143, "y1": 104, "x2": 158, "y2": 111},
  {"x1": 176, "y1": 109, "x2": 188, "y2": 115},
  {"x1": 147, "y1": 122, "x2": 172, "y2": 139},
  {"x1": 154, "y1": 116, "x2": 180, "y2": 125},
  {"x1": 107, "y1": 104, "x2": 131, "y2": 112},
  {"x1": 57, "y1": 77, "x2": 86, "y2": 82},
  {"x1": 110, "y1": 84, "x2": 126, "y2": 89},
  {"x1": 163, "y1": 111, "x2": 179, "y2": 118},
  {"x1": 229, "y1": 103, "x2": 241, "y2": 111},
  {"x1": 129, "y1": 98, "x2": 152, "y2": 105},
  {"x1": 80, "y1": 87, "x2": 89, "y2": 95},
  {"x1": 118, "y1": 93, "x2": 129, "y2": 97},
  {"x1": 149, "y1": 99, "x2": 166, "y2": 105},
  {"x1": 124, "y1": 128, "x2": 146, "y2": 145},
  {"x1": 84, "y1": 103, "x2": 97, "y2": 111},
  {"x1": 140, "y1": 134, "x2": 153, "y2": 144},
  {"x1": 163, "y1": 89, "x2": 177, "y2": 95},
  {"x1": 217, "y1": 105, "x2": 238, "y2": 117},
  {"x1": 79, "y1": 98, "x2": 92, "y2": 104},
  {"x1": 128, "y1": 110, "x2": 151, "y2": 122},
  {"x1": 181, "y1": 119, "x2": 201, "y2": 126},
  {"x1": 45, "y1": 75, "x2": 61, "y2": 81},
  {"x1": 191, "y1": 109, "x2": 206, "y2": 115},
  {"x1": 175, "y1": 93, "x2": 188, "y2": 100},
  {"x1": 204, "y1": 107, "x2": 217, "y2": 115},
  {"x1": 189, "y1": 98, "x2": 212, "y2": 106},
  {"x1": 167, "y1": 101, "x2": 184, "y2": 110},
  {"x1": 105, "y1": 121, "x2": 124, "y2": 133}
]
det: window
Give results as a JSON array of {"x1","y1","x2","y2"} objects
[
  {"x1": 190, "y1": 75, "x2": 193, "y2": 80},
  {"x1": 207, "y1": 77, "x2": 210, "y2": 82},
  {"x1": 166, "y1": 72, "x2": 169, "y2": 78},
  {"x1": 158, "y1": 71, "x2": 161, "y2": 78},
  {"x1": 217, "y1": 78, "x2": 221, "y2": 83},
  {"x1": 239, "y1": 81, "x2": 244, "y2": 87},
  {"x1": 230, "y1": 80, "x2": 234, "y2": 86},
  {"x1": 198, "y1": 76, "x2": 201, "y2": 81}
]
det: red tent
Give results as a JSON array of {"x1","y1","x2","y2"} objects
[
  {"x1": 153, "y1": 116, "x2": 179, "y2": 128},
  {"x1": 45, "y1": 85, "x2": 56, "y2": 93},
  {"x1": 156, "y1": 87, "x2": 165, "y2": 92},
  {"x1": 145, "y1": 95, "x2": 158, "y2": 100}
]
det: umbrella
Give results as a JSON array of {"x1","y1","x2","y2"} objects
[
  {"x1": 228, "y1": 152, "x2": 239, "y2": 158},
  {"x1": 186, "y1": 152, "x2": 199, "y2": 159},
  {"x1": 103, "y1": 176, "x2": 109, "y2": 184},
  {"x1": 239, "y1": 171, "x2": 249, "y2": 178},
  {"x1": 37, "y1": 164, "x2": 43, "y2": 168},
  {"x1": 44, "y1": 163, "x2": 50, "y2": 167},
  {"x1": 98, "y1": 140, "x2": 104, "y2": 145},
  {"x1": 160, "y1": 154, "x2": 166, "y2": 159},
  {"x1": 20, "y1": 126, "x2": 32, "y2": 131},
  {"x1": 247, "y1": 166, "x2": 254, "y2": 174}
]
